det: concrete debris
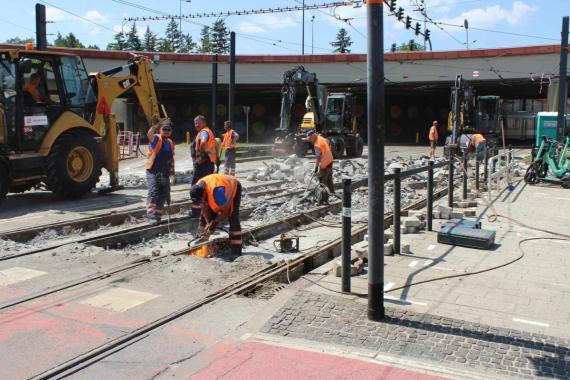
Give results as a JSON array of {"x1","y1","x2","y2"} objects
[{"x1": 333, "y1": 259, "x2": 365, "y2": 277}]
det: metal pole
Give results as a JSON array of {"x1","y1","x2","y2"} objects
[
  {"x1": 341, "y1": 178, "x2": 352, "y2": 293},
  {"x1": 179, "y1": 0, "x2": 182, "y2": 36},
  {"x1": 475, "y1": 154, "x2": 480, "y2": 191},
  {"x1": 484, "y1": 148, "x2": 489, "y2": 184},
  {"x1": 35, "y1": 4, "x2": 47, "y2": 50},
  {"x1": 367, "y1": 0, "x2": 385, "y2": 321},
  {"x1": 302, "y1": 0, "x2": 305, "y2": 55},
  {"x1": 393, "y1": 168, "x2": 401, "y2": 255},
  {"x1": 427, "y1": 161, "x2": 434, "y2": 231},
  {"x1": 557, "y1": 16, "x2": 569, "y2": 142},
  {"x1": 447, "y1": 158, "x2": 454, "y2": 208},
  {"x1": 229, "y1": 32, "x2": 236, "y2": 128},
  {"x1": 311, "y1": 16, "x2": 315, "y2": 55},
  {"x1": 246, "y1": 112, "x2": 249, "y2": 143},
  {"x1": 462, "y1": 154, "x2": 468, "y2": 200},
  {"x1": 211, "y1": 54, "x2": 218, "y2": 130}
]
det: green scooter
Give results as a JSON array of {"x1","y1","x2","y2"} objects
[{"x1": 525, "y1": 136, "x2": 570, "y2": 188}]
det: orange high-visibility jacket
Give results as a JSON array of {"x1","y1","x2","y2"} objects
[
  {"x1": 195, "y1": 127, "x2": 218, "y2": 163},
  {"x1": 473, "y1": 133, "x2": 486, "y2": 146},
  {"x1": 200, "y1": 174, "x2": 239, "y2": 214},
  {"x1": 314, "y1": 135, "x2": 334, "y2": 168},
  {"x1": 221, "y1": 129, "x2": 239, "y2": 150},
  {"x1": 145, "y1": 135, "x2": 174, "y2": 173},
  {"x1": 429, "y1": 125, "x2": 439, "y2": 141}
]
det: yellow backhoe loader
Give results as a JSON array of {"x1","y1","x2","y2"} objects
[{"x1": 0, "y1": 49, "x2": 165, "y2": 204}]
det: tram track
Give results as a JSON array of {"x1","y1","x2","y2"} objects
[{"x1": 18, "y1": 183, "x2": 453, "y2": 379}]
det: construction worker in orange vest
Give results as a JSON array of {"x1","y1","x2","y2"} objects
[
  {"x1": 23, "y1": 73, "x2": 46, "y2": 104},
  {"x1": 190, "y1": 114, "x2": 218, "y2": 217},
  {"x1": 189, "y1": 174, "x2": 242, "y2": 260},
  {"x1": 428, "y1": 120, "x2": 439, "y2": 159},
  {"x1": 221, "y1": 120, "x2": 239, "y2": 176},
  {"x1": 145, "y1": 118, "x2": 175, "y2": 224},
  {"x1": 307, "y1": 130, "x2": 335, "y2": 195},
  {"x1": 468, "y1": 133, "x2": 487, "y2": 160}
]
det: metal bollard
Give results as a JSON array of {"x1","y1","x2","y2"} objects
[
  {"x1": 475, "y1": 155, "x2": 480, "y2": 191},
  {"x1": 341, "y1": 178, "x2": 352, "y2": 293},
  {"x1": 393, "y1": 168, "x2": 401, "y2": 255},
  {"x1": 447, "y1": 158, "x2": 454, "y2": 208},
  {"x1": 484, "y1": 149, "x2": 489, "y2": 184},
  {"x1": 427, "y1": 161, "x2": 434, "y2": 231},
  {"x1": 462, "y1": 154, "x2": 468, "y2": 200}
]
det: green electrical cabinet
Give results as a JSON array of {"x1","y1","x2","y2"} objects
[{"x1": 535, "y1": 112, "x2": 570, "y2": 146}]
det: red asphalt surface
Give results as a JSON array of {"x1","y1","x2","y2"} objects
[{"x1": 190, "y1": 341, "x2": 449, "y2": 380}]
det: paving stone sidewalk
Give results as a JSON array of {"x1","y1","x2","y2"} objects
[{"x1": 261, "y1": 291, "x2": 570, "y2": 379}]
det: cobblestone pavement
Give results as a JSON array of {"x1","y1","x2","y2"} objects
[{"x1": 261, "y1": 291, "x2": 570, "y2": 379}]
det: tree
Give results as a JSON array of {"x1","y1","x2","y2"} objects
[
  {"x1": 210, "y1": 18, "x2": 229, "y2": 54},
  {"x1": 162, "y1": 18, "x2": 182, "y2": 52},
  {"x1": 87, "y1": 44, "x2": 100, "y2": 50},
  {"x1": 396, "y1": 40, "x2": 425, "y2": 52},
  {"x1": 198, "y1": 26, "x2": 211, "y2": 53},
  {"x1": 178, "y1": 34, "x2": 197, "y2": 53},
  {"x1": 143, "y1": 26, "x2": 159, "y2": 52},
  {"x1": 53, "y1": 32, "x2": 85, "y2": 48},
  {"x1": 107, "y1": 30, "x2": 127, "y2": 51},
  {"x1": 330, "y1": 28, "x2": 352, "y2": 53},
  {"x1": 126, "y1": 23, "x2": 142, "y2": 51},
  {"x1": 4, "y1": 37, "x2": 34, "y2": 45}
]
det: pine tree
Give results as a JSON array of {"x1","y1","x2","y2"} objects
[
  {"x1": 4, "y1": 36, "x2": 34, "y2": 44},
  {"x1": 126, "y1": 23, "x2": 142, "y2": 51},
  {"x1": 163, "y1": 18, "x2": 182, "y2": 52},
  {"x1": 53, "y1": 32, "x2": 85, "y2": 48},
  {"x1": 178, "y1": 34, "x2": 197, "y2": 53},
  {"x1": 87, "y1": 44, "x2": 100, "y2": 50},
  {"x1": 210, "y1": 19, "x2": 229, "y2": 54},
  {"x1": 396, "y1": 40, "x2": 425, "y2": 52},
  {"x1": 53, "y1": 32, "x2": 65, "y2": 47},
  {"x1": 143, "y1": 26, "x2": 158, "y2": 52},
  {"x1": 107, "y1": 31, "x2": 127, "y2": 50},
  {"x1": 198, "y1": 26, "x2": 211, "y2": 53},
  {"x1": 330, "y1": 28, "x2": 352, "y2": 53}
]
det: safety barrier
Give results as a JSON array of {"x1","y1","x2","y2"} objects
[
  {"x1": 118, "y1": 131, "x2": 140, "y2": 160},
  {"x1": 486, "y1": 147, "x2": 514, "y2": 198}
]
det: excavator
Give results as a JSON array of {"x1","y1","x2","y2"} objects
[
  {"x1": 0, "y1": 48, "x2": 165, "y2": 205},
  {"x1": 272, "y1": 66, "x2": 364, "y2": 158},
  {"x1": 445, "y1": 74, "x2": 502, "y2": 156}
]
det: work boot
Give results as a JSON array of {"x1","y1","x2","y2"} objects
[{"x1": 228, "y1": 245, "x2": 242, "y2": 262}]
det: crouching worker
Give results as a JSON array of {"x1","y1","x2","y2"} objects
[
  {"x1": 145, "y1": 119, "x2": 175, "y2": 224},
  {"x1": 189, "y1": 174, "x2": 242, "y2": 260}
]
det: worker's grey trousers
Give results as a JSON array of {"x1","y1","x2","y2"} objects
[{"x1": 146, "y1": 171, "x2": 171, "y2": 221}]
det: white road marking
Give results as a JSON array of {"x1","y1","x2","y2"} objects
[
  {"x1": 384, "y1": 282, "x2": 395, "y2": 291},
  {"x1": 427, "y1": 244, "x2": 436, "y2": 251},
  {"x1": 81, "y1": 287, "x2": 160, "y2": 312},
  {"x1": 423, "y1": 260, "x2": 455, "y2": 271},
  {"x1": 408, "y1": 260, "x2": 418, "y2": 268},
  {"x1": 512, "y1": 318, "x2": 549, "y2": 328},
  {"x1": 384, "y1": 294, "x2": 428, "y2": 306},
  {"x1": 0, "y1": 267, "x2": 47, "y2": 286}
]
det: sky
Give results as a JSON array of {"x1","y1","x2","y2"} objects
[{"x1": 0, "y1": 0, "x2": 567, "y2": 54}]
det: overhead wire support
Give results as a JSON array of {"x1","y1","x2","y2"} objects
[{"x1": 124, "y1": 1, "x2": 366, "y2": 22}]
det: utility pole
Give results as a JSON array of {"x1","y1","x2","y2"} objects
[
  {"x1": 367, "y1": 0, "x2": 385, "y2": 321},
  {"x1": 179, "y1": 0, "x2": 191, "y2": 37},
  {"x1": 311, "y1": 15, "x2": 315, "y2": 55},
  {"x1": 211, "y1": 54, "x2": 218, "y2": 130},
  {"x1": 229, "y1": 32, "x2": 236, "y2": 128},
  {"x1": 302, "y1": 0, "x2": 305, "y2": 55},
  {"x1": 464, "y1": 19, "x2": 469, "y2": 50},
  {"x1": 557, "y1": 16, "x2": 569, "y2": 141},
  {"x1": 35, "y1": 3, "x2": 47, "y2": 50}
]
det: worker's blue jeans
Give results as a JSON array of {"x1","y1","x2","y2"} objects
[
  {"x1": 476, "y1": 141, "x2": 487, "y2": 161},
  {"x1": 190, "y1": 160, "x2": 215, "y2": 217},
  {"x1": 146, "y1": 171, "x2": 171, "y2": 221}
]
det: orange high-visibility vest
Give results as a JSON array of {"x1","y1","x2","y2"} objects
[
  {"x1": 429, "y1": 125, "x2": 439, "y2": 141},
  {"x1": 473, "y1": 133, "x2": 486, "y2": 146},
  {"x1": 195, "y1": 127, "x2": 217, "y2": 163},
  {"x1": 145, "y1": 135, "x2": 174, "y2": 173},
  {"x1": 222, "y1": 129, "x2": 239, "y2": 149},
  {"x1": 314, "y1": 135, "x2": 334, "y2": 168},
  {"x1": 200, "y1": 174, "x2": 239, "y2": 214}
]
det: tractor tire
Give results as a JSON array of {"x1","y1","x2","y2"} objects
[
  {"x1": 329, "y1": 136, "x2": 345, "y2": 158},
  {"x1": 45, "y1": 131, "x2": 102, "y2": 200},
  {"x1": 345, "y1": 135, "x2": 364, "y2": 158},
  {"x1": 0, "y1": 164, "x2": 9, "y2": 205},
  {"x1": 293, "y1": 142, "x2": 308, "y2": 158}
]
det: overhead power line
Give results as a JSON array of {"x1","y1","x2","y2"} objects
[{"x1": 38, "y1": 0, "x2": 115, "y2": 33}]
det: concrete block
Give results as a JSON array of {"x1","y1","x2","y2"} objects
[
  {"x1": 383, "y1": 243, "x2": 394, "y2": 256},
  {"x1": 419, "y1": 221, "x2": 426, "y2": 230},
  {"x1": 402, "y1": 217, "x2": 421, "y2": 228},
  {"x1": 432, "y1": 211, "x2": 441, "y2": 219},
  {"x1": 333, "y1": 261, "x2": 361, "y2": 277},
  {"x1": 407, "y1": 226, "x2": 419, "y2": 234},
  {"x1": 438, "y1": 205, "x2": 452, "y2": 214},
  {"x1": 401, "y1": 243, "x2": 411, "y2": 254},
  {"x1": 440, "y1": 212, "x2": 451, "y2": 220},
  {"x1": 456, "y1": 201, "x2": 471, "y2": 208},
  {"x1": 384, "y1": 230, "x2": 393, "y2": 240},
  {"x1": 450, "y1": 211, "x2": 464, "y2": 219},
  {"x1": 364, "y1": 234, "x2": 368, "y2": 242},
  {"x1": 463, "y1": 210, "x2": 477, "y2": 217}
]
